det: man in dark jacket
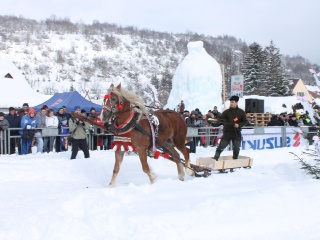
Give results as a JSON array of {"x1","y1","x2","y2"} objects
[
  {"x1": 288, "y1": 114, "x2": 301, "y2": 127},
  {"x1": 5, "y1": 107, "x2": 21, "y2": 154},
  {"x1": 267, "y1": 115, "x2": 283, "y2": 126},
  {"x1": 213, "y1": 96, "x2": 247, "y2": 160}
]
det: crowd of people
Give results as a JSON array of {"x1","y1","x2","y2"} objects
[
  {"x1": 177, "y1": 99, "x2": 317, "y2": 154},
  {"x1": 0, "y1": 103, "x2": 114, "y2": 158},
  {"x1": 266, "y1": 112, "x2": 313, "y2": 127},
  {"x1": 0, "y1": 100, "x2": 317, "y2": 157}
]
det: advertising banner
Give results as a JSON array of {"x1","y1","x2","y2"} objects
[{"x1": 231, "y1": 75, "x2": 244, "y2": 97}]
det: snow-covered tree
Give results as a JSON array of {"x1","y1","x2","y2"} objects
[
  {"x1": 241, "y1": 42, "x2": 267, "y2": 95},
  {"x1": 264, "y1": 41, "x2": 291, "y2": 96}
]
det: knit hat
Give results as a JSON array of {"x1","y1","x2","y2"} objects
[
  {"x1": 0, "y1": 112, "x2": 5, "y2": 117},
  {"x1": 90, "y1": 107, "x2": 96, "y2": 112},
  {"x1": 229, "y1": 96, "x2": 239, "y2": 102},
  {"x1": 81, "y1": 109, "x2": 86, "y2": 114},
  {"x1": 73, "y1": 105, "x2": 80, "y2": 111},
  {"x1": 23, "y1": 103, "x2": 29, "y2": 107},
  {"x1": 28, "y1": 108, "x2": 36, "y2": 115},
  {"x1": 9, "y1": 107, "x2": 15, "y2": 111}
]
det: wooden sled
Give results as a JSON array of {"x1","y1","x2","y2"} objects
[{"x1": 196, "y1": 155, "x2": 253, "y2": 173}]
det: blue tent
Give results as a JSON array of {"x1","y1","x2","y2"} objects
[{"x1": 32, "y1": 91, "x2": 102, "y2": 113}]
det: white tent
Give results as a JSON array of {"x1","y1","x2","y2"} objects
[{"x1": 0, "y1": 60, "x2": 47, "y2": 112}]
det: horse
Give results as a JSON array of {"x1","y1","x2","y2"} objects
[{"x1": 101, "y1": 83, "x2": 193, "y2": 187}]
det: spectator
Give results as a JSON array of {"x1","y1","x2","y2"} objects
[
  {"x1": 42, "y1": 105, "x2": 49, "y2": 111},
  {"x1": 205, "y1": 110, "x2": 213, "y2": 120},
  {"x1": 302, "y1": 115, "x2": 312, "y2": 126},
  {"x1": 93, "y1": 115, "x2": 108, "y2": 150},
  {"x1": 88, "y1": 107, "x2": 99, "y2": 150},
  {"x1": 35, "y1": 107, "x2": 47, "y2": 153},
  {"x1": 62, "y1": 106, "x2": 71, "y2": 121},
  {"x1": 5, "y1": 107, "x2": 21, "y2": 154},
  {"x1": 183, "y1": 110, "x2": 196, "y2": 153},
  {"x1": 69, "y1": 106, "x2": 90, "y2": 160},
  {"x1": 179, "y1": 100, "x2": 185, "y2": 114},
  {"x1": 267, "y1": 115, "x2": 283, "y2": 126},
  {"x1": 56, "y1": 106, "x2": 67, "y2": 152},
  {"x1": 43, "y1": 109, "x2": 59, "y2": 153},
  {"x1": 59, "y1": 116, "x2": 69, "y2": 152},
  {"x1": 212, "y1": 106, "x2": 221, "y2": 118},
  {"x1": 0, "y1": 112, "x2": 10, "y2": 154},
  {"x1": 278, "y1": 114, "x2": 286, "y2": 126},
  {"x1": 18, "y1": 103, "x2": 29, "y2": 118},
  {"x1": 20, "y1": 108, "x2": 38, "y2": 155},
  {"x1": 88, "y1": 107, "x2": 96, "y2": 121},
  {"x1": 288, "y1": 114, "x2": 300, "y2": 127},
  {"x1": 81, "y1": 109, "x2": 87, "y2": 117}
]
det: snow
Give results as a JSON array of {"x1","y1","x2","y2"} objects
[
  {"x1": 0, "y1": 146, "x2": 319, "y2": 240},
  {"x1": 0, "y1": 60, "x2": 49, "y2": 109},
  {"x1": 166, "y1": 41, "x2": 222, "y2": 113}
]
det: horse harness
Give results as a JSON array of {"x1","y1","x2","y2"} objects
[{"x1": 106, "y1": 104, "x2": 211, "y2": 177}]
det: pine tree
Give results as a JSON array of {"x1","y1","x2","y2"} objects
[
  {"x1": 150, "y1": 73, "x2": 160, "y2": 90},
  {"x1": 158, "y1": 69, "x2": 173, "y2": 105},
  {"x1": 264, "y1": 41, "x2": 291, "y2": 96},
  {"x1": 241, "y1": 42, "x2": 267, "y2": 95}
]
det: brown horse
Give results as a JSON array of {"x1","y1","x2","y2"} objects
[{"x1": 101, "y1": 83, "x2": 193, "y2": 187}]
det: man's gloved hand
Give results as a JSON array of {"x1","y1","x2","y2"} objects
[{"x1": 104, "y1": 122, "x2": 110, "y2": 129}]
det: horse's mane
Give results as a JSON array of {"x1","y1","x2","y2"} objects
[{"x1": 108, "y1": 86, "x2": 149, "y2": 116}]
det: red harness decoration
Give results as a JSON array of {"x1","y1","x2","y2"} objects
[{"x1": 111, "y1": 132, "x2": 136, "y2": 152}]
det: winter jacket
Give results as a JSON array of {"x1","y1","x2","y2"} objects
[
  {"x1": 68, "y1": 118, "x2": 90, "y2": 140},
  {"x1": 36, "y1": 113, "x2": 47, "y2": 131},
  {"x1": 19, "y1": 115, "x2": 38, "y2": 135},
  {"x1": 267, "y1": 116, "x2": 282, "y2": 126},
  {"x1": 5, "y1": 113, "x2": 21, "y2": 135},
  {"x1": 218, "y1": 106, "x2": 247, "y2": 133},
  {"x1": 288, "y1": 118, "x2": 299, "y2": 127},
  {"x1": 0, "y1": 118, "x2": 10, "y2": 131}
]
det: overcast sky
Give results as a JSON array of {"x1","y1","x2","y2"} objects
[{"x1": 1, "y1": 0, "x2": 319, "y2": 64}]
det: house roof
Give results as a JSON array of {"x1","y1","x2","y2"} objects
[
  {"x1": 0, "y1": 59, "x2": 45, "y2": 108},
  {"x1": 288, "y1": 78, "x2": 300, "y2": 90}
]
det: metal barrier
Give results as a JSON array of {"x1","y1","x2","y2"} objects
[{"x1": 0, "y1": 125, "x2": 318, "y2": 155}]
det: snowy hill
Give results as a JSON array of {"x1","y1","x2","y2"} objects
[{"x1": 0, "y1": 15, "x2": 318, "y2": 108}]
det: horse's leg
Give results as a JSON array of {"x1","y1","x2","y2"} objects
[
  {"x1": 109, "y1": 151, "x2": 125, "y2": 188},
  {"x1": 174, "y1": 136, "x2": 194, "y2": 176},
  {"x1": 163, "y1": 140, "x2": 185, "y2": 181},
  {"x1": 136, "y1": 147, "x2": 156, "y2": 184}
]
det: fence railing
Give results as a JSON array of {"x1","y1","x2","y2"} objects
[{"x1": 0, "y1": 126, "x2": 318, "y2": 155}]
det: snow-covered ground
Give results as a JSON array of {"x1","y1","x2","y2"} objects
[{"x1": 0, "y1": 146, "x2": 319, "y2": 240}]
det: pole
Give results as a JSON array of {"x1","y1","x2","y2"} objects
[{"x1": 221, "y1": 64, "x2": 226, "y2": 110}]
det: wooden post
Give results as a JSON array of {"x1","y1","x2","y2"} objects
[{"x1": 221, "y1": 64, "x2": 226, "y2": 110}]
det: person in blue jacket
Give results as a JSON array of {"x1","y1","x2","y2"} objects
[{"x1": 20, "y1": 108, "x2": 38, "y2": 154}]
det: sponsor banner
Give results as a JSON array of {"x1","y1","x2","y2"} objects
[
  {"x1": 241, "y1": 127, "x2": 305, "y2": 150},
  {"x1": 231, "y1": 75, "x2": 244, "y2": 98}
]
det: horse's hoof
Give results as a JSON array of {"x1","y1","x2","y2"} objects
[
  {"x1": 178, "y1": 175, "x2": 185, "y2": 181},
  {"x1": 186, "y1": 168, "x2": 195, "y2": 176},
  {"x1": 108, "y1": 183, "x2": 116, "y2": 188}
]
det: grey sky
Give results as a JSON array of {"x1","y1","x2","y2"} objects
[{"x1": 1, "y1": 0, "x2": 319, "y2": 64}]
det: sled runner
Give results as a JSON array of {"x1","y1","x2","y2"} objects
[{"x1": 196, "y1": 155, "x2": 253, "y2": 173}]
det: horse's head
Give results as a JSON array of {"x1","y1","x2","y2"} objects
[{"x1": 100, "y1": 83, "x2": 124, "y2": 123}]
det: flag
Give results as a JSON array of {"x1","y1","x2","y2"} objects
[{"x1": 309, "y1": 69, "x2": 316, "y2": 74}]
